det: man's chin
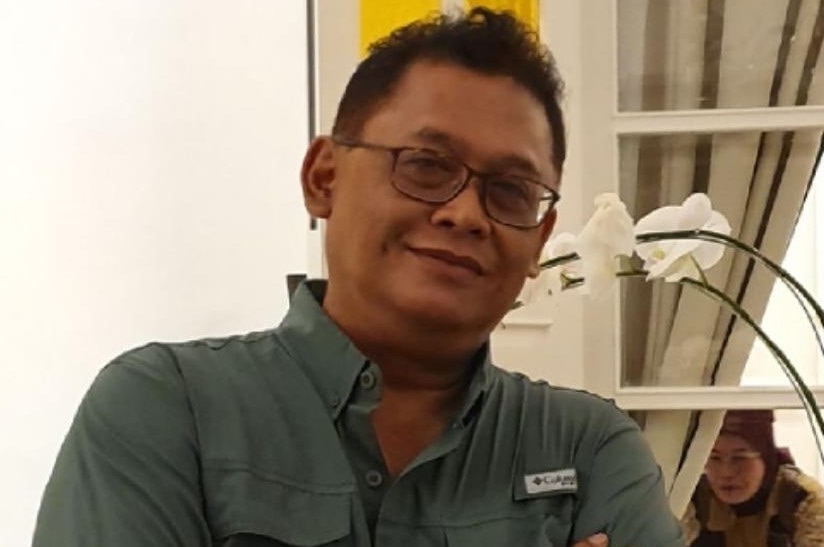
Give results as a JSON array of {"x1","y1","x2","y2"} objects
[{"x1": 394, "y1": 292, "x2": 500, "y2": 332}]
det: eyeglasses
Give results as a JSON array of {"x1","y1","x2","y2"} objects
[
  {"x1": 705, "y1": 451, "x2": 762, "y2": 473},
  {"x1": 332, "y1": 138, "x2": 560, "y2": 229}
]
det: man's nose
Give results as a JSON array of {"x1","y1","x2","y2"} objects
[{"x1": 430, "y1": 180, "x2": 492, "y2": 236}]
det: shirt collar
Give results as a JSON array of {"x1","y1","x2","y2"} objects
[
  {"x1": 454, "y1": 344, "x2": 493, "y2": 427},
  {"x1": 276, "y1": 280, "x2": 368, "y2": 419},
  {"x1": 277, "y1": 279, "x2": 494, "y2": 423}
]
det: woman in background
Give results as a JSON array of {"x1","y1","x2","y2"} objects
[{"x1": 683, "y1": 409, "x2": 824, "y2": 546}]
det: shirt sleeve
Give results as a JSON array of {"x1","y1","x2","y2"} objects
[
  {"x1": 32, "y1": 345, "x2": 211, "y2": 547},
  {"x1": 571, "y1": 403, "x2": 686, "y2": 547}
]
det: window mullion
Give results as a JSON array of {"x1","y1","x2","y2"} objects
[
  {"x1": 615, "y1": 386, "x2": 824, "y2": 410},
  {"x1": 615, "y1": 105, "x2": 824, "y2": 135}
]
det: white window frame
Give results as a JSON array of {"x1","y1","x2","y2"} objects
[{"x1": 545, "y1": 0, "x2": 824, "y2": 410}]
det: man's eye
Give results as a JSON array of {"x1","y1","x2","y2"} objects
[
  {"x1": 490, "y1": 178, "x2": 533, "y2": 201},
  {"x1": 403, "y1": 155, "x2": 456, "y2": 173}
]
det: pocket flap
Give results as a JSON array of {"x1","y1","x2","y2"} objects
[{"x1": 204, "y1": 466, "x2": 353, "y2": 545}]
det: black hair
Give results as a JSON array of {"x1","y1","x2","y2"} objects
[{"x1": 331, "y1": 7, "x2": 567, "y2": 173}]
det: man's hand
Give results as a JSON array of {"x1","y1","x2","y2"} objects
[{"x1": 571, "y1": 533, "x2": 608, "y2": 546}]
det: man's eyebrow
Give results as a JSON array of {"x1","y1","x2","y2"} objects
[
  {"x1": 412, "y1": 127, "x2": 458, "y2": 151},
  {"x1": 412, "y1": 127, "x2": 543, "y2": 176}
]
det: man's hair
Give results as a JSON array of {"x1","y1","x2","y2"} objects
[{"x1": 331, "y1": 7, "x2": 567, "y2": 173}]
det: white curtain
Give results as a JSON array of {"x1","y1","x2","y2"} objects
[{"x1": 617, "y1": 0, "x2": 824, "y2": 516}]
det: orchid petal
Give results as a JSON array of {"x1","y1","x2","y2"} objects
[
  {"x1": 635, "y1": 204, "x2": 683, "y2": 235},
  {"x1": 545, "y1": 232, "x2": 577, "y2": 259},
  {"x1": 635, "y1": 193, "x2": 730, "y2": 282},
  {"x1": 575, "y1": 193, "x2": 635, "y2": 298},
  {"x1": 678, "y1": 193, "x2": 713, "y2": 229},
  {"x1": 518, "y1": 232, "x2": 582, "y2": 306}
]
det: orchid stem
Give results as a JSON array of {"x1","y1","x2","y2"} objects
[
  {"x1": 539, "y1": 233, "x2": 824, "y2": 463},
  {"x1": 612, "y1": 268, "x2": 824, "y2": 462},
  {"x1": 637, "y1": 230, "x2": 824, "y2": 362},
  {"x1": 678, "y1": 277, "x2": 824, "y2": 464}
]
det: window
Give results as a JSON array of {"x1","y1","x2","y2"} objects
[{"x1": 541, "y1": 0, "x2": 824, "y2": 513}]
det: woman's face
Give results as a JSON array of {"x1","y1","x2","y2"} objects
[{"x1": 705, "y1": 434, "x2": 767, "y2": 504}]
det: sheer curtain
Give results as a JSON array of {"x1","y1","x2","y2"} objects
[{"x1": 617, "y1": 0, "x2": 824, "y2": 515}]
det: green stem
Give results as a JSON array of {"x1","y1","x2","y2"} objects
[
  {"x1": 680, "y1": 278, "x2": 824, "y2": 462},
  {"x1": 543, "y1": 231, "x2": 824, "y2": 371},
  {"x1": 612, "y1": 269, "x2": 824, "y2": 462},
  {"x1": 539, "y1": 233, "x2": 824, "y2": 461},
  {"x1": 539, "y1": 252, "x2": 578, "y2": 270},
  {"x1": 636, "y1": 229, "x2": 824, "y2": 360}
]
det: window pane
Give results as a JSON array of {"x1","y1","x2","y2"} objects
[
  {"x1": 741, "y1": 167, "x2": 824, "y2": 388},
  {"x1": 774, "y1": 409, "x2": 824, "y2": 484},
  {"x1": 616, "y1": 0, "x2": 824, "y2": 111},
  {"x1": 618, "y1": 129, "x2": 823, "y2": 387}
]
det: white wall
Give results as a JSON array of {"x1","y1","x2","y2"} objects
[{"x1": 0, "y1": 1, "x2": 309, "y2": 543}]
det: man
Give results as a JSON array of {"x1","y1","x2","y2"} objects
[{"x1": 33, "y1": 8, "x2": 683, "y2": 547}]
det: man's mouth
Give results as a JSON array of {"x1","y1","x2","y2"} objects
[{"x1": 409, "y1": 247, "x2": 484, "y2": 275}]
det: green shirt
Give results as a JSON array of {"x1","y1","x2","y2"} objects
[{"x1": 34, "y1": 281, "x2": 684, "y2": 546}]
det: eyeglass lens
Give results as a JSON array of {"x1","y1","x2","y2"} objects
[{"x1": 392, "y1": 149, "x2": 552, "y2": 227}]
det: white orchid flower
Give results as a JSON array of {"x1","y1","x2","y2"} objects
[
  {"x1": 516, "y1": 232, "x2": 576, "y2": 307},
  {"x1": 634, "y1": 193, "x2": 731, "y2": 282},
  {"x1": 576, "y1": 193, "x2": 636, "y2": 298},
  {"x1": 516, "y1": 232, "x2": 581, "y2": 307},
  {"x1": 544, "y1": 232, "x2": 582, "y2": 296}
]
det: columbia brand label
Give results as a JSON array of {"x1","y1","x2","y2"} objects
[{"x1": 524, "y1": 468, "x2": 578, "y2": 494}]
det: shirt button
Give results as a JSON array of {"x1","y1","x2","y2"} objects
[
  {"x1": 359, "y1": 371, "x2": 376, "y2": 390},
  {"x1": 365, "y1": 469, "x2": 383, "y2": 488}
]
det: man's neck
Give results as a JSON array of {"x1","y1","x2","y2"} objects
[
  {"x1": 369, "y1": 354, "x2": 473, "y2": 476},
  {"x1": 321, "y1": 287, "x2": 488, "y2": 381}
]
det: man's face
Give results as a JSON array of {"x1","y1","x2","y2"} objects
[
  {"x1": 306, "y1": 61, "x2": 559, "y2": 335},
  {"x1": 704, "y1": 435, "x2": 766, "y2": 504}
]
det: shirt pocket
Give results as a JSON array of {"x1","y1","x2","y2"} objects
[{"x1": 203, "y1": 465, "x2": 354, "y2": 546}]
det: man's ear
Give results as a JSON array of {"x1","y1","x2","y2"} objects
[
  {"x1": 301, "y1": 136, "x2": 337, "y2": 219},
  {"x1": 528, "y1": 209, "x2": 557, "y2": 278}
]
